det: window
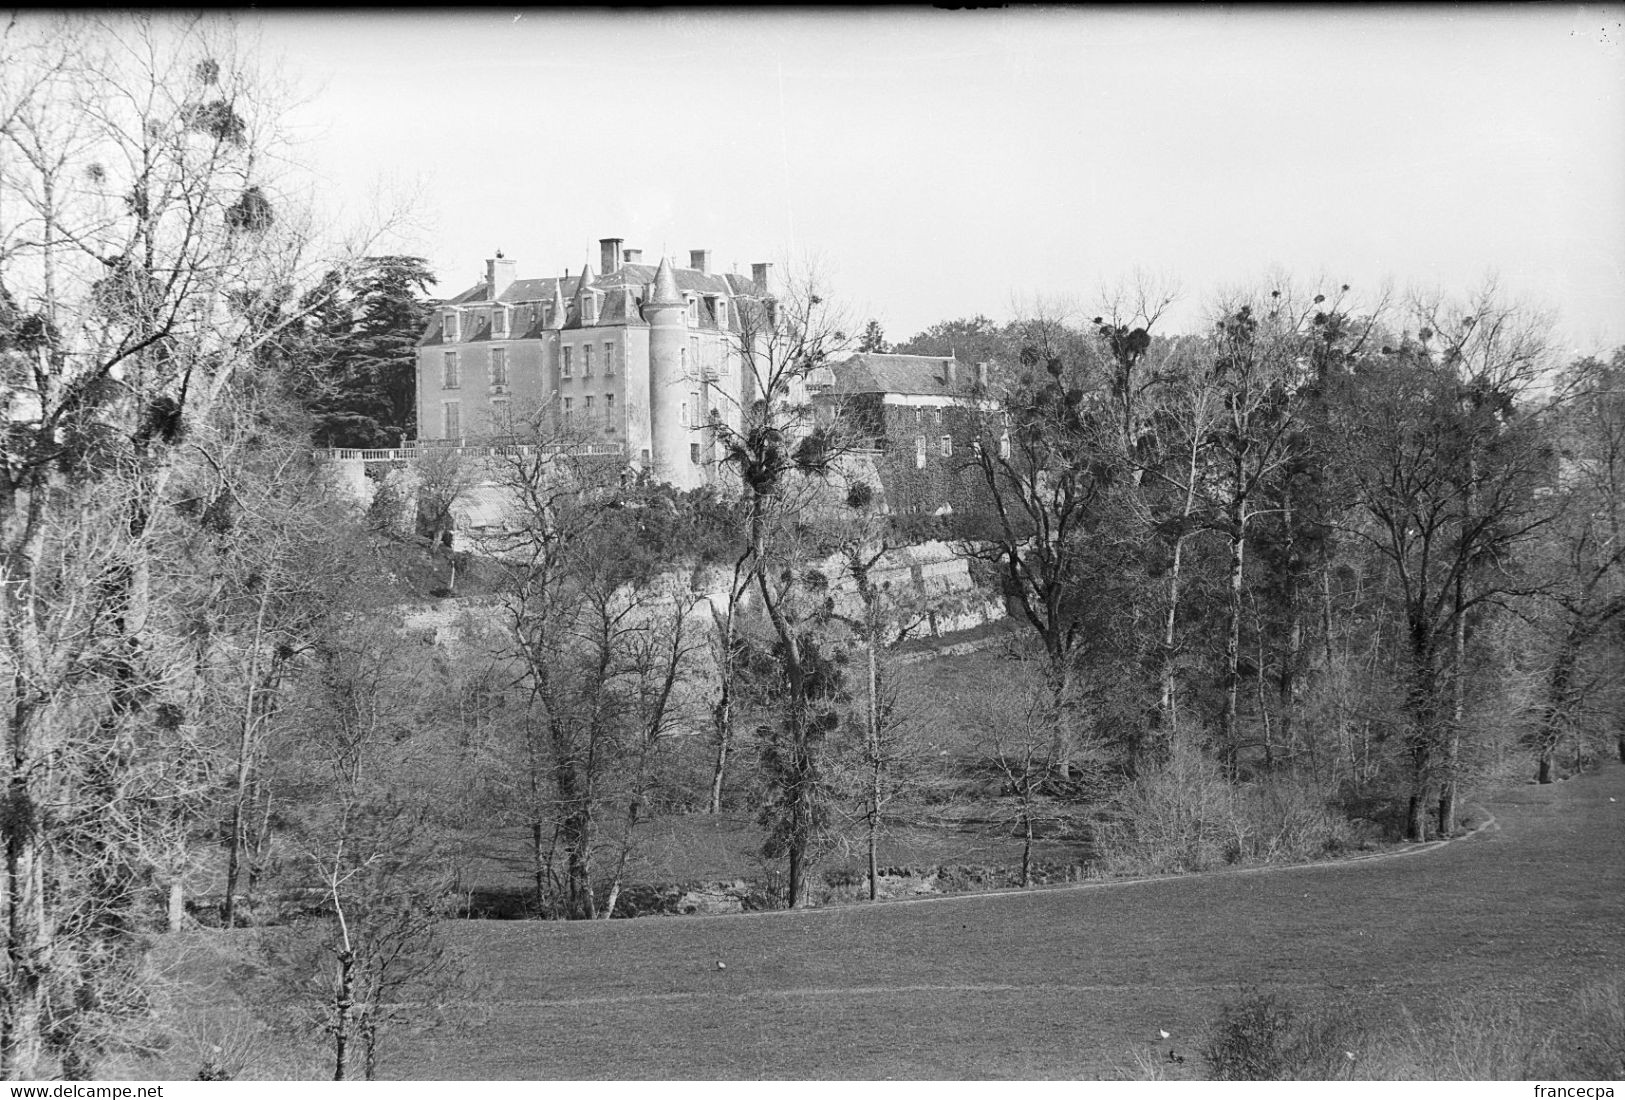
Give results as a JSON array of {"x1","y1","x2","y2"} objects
[
  {"x1": 490, "y1": 347, "x2": 508, "y2": 386},
  {"x1": 562, "y1": 346, "x2": 573, "y2": 377},
  {"x1": 712, "y1": 297, "x2": 726, "y2": 329},
  {"x1": 442, "y1": 351, "x2": 460, "y2": 389},
  {"x1": 493, "y1": 306, "x2": 509, "y2": 338},
  {"x1": 914, "y1": 409, "x2": 924, "y2": 428},
  {"x1": 679, "y1": 346, "x2": 687, "y2": 375},
  {"x1": 680, "y1": 400, "x2": 689, "y2": 428},
  {"x1": 442, "y1": 401, "x2": 461, "y2": 439},
  {"x1": 940, "y1": 435, "x2": 953, "y2": 458},
  {"x1": 691, "y1": 392, "x2": 700, "y2": 424},
  {"x1": 690, "y1": 442, "x2": 701, "y2": 464},
  {"x1": 605, "y1": 393, "x2": 615, "y2": 426},
  {"x1": 563, "y1": 397, "x2": 573, "y2": 428},
  {"x1": 915, "y1": 436, "x2": 927, "y2": 469},
  {"x1": 583, "y1": 344, "x2": 594, "y2": 376},
  {"x1": 582, "y1": 294, "x2": 596, "y2": 324},
  {"x1": 443, "y1": 311, "x2": 459, "y2": 342},
  {"x1": 686, "y1": 296, "x2": 698, "y2": 326},
  {"x1": 603, "y1": 342, "x2": 615, "y2": 375},
  {"x1": 690, "y1": 336, "x2": 700, "y2": 373},
  {"x1": 584, "y1": 395, "x2": 595, "y2": 421}
]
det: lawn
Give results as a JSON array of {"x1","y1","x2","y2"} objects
[{"x1": 148, "y1": 760, "x2": 1625, "y2": 1079}]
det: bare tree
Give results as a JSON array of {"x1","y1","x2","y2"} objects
[
  {"x1": 956, "y1": 310, "x2": 1129, "y2": 780},
  {"x1": 1331, "y1": 287, "x2": 1556, "y2": 839},
  {"x1": 265, "y1": 618, "x2": 469, "y2": 1081},
  {"x1": 481, "y1": 417, "x2": 709, "y2": 919},
  {"x1": 0, "y1": 15, "x2": 380, "y2": 1077},
  {"x1": 1529, "y1": 349, "x2": 1625, "y2": 780},
  {"x1": 969, "y1": 660, "x2": 1094, "y2": 888},
  {"x1": 711, "y1": 265, "x2": 859, "y2": 907}
]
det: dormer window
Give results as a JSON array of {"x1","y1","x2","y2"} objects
[
  {"x1": 582, "y1": 294, "x2": 597, "y2": 324},
  {"x1": 686, "y1": 296, "x2": 698, "y2": 326},
  {"x1": 443, "y1": 310, "x2": 460, "y2": 343},
  {"x1": 493, "y1": 306, "x2": 509, "y2": 338},
  {"x1": 712, "y1": 296, "x2": 727, "y2": 330}
]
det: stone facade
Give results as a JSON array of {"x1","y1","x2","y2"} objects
[{"x1": 812, "y1": 352, "x2": 1004, "y2": 523}]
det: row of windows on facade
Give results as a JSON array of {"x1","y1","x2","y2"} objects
[
  {"x1": 440, "y1": 343, "x2": 617, "y2": 389},
  {"x1": 911, "y1": 434, "x2": 1010, "y2": 468},
  {"x1": 442, "y1": 293, "x2": 721, "y2": 343},
  {"x1": 438, "y1": 399, "x2": 718, "y2": 461},
  {"x1": 439, "y1": 392, "x2": 622, "y2": 438},
  {"x1": 440, "y1": 338, "x2": 722, "y2": 392}
]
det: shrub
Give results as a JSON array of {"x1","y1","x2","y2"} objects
[
  {"x1": 1094, "y1": 739, "x2": 1243, "y2": 874},
  {"x1": 1096, "y1": 738, "x2": 1355, "y2": 875},
  {"x1": 1202, "y1": 991, "x2": 1366, "y2": 1080}
]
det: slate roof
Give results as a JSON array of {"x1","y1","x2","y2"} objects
[
  {"x1": 825, "y1": 353, "x2": 979, "y2": 398},
  {"x1": 423, "y1": 259, "x2": 758, "y2": 344}
]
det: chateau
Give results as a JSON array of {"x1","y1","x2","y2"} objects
[{"x1": 416, "y1": 237, "x2": 774, "y2": 489}]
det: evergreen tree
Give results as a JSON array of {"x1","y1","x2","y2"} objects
[{"x1": 302, "y1": 256, "x2": 435, "y2": 448}]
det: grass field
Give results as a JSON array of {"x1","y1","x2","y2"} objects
[{"x1": 152, "y1": 759, "x2": 1625, "y2": 1080}]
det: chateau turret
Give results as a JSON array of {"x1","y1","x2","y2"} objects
[{"x1": 645, "y1": 256, "x2": 701, "y2": 489}]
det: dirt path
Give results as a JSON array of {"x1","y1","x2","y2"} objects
[{"x1": 402, "y1": 764, "x2": 1625, "y2": 1079}]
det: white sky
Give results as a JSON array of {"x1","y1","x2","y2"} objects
[{"x1": 246, "y1": 7, "x2": 1625, "y2": 353}]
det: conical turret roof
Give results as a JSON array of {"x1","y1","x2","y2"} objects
[
  {"x1": 648, "y1": 255, "x2": 683, "y2": 306},
  {"x1": 548, "y1": 281, "x2": 567, "y2": 329},
  {"x1": 577, "y1": 263, "x2": 596, "y2": 291}
]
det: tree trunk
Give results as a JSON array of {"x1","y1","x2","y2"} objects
[
  {"x1": 867, "y1": 638, "x2": 881, "y2": 902},
  {"x1": 1020, "y1": 798, "x2": 1034, "y2": 888},
  {"x1": 708, "y1": 690, "x2": 731, "y2": 815},
  {"x1": 2, "y1": 761, "x2": 47, "y2": 1079},
  {"x1": 1405, "y1": 622, "x2": 1440, "y2": 842},
  {"x1": 1046, "y1": 653, "x2": 1074, "y2": 782},
  {"x1": 332, "y1": 948, "x2": 355, "y2": 1080},
  {"x1": 223, "y1": 588, "x2": 273, "y2": 929},
  {"x1": 1406, "y1": 793, "x2": 1429, "y2": 845},
  {"x1": 530, "y1": 820, "x2": 547, "y2": 910},
  {"x1": 1535, "y1": 631, "x2": 1579, "y2": 785},
  {"x1": 167, "y1": 880, "x2": 185, "y2": 932},
  {"x1": 1220, "y1": 509, "x2": 1247, "y2": 779},
  {"x1": 1438, "y1": 578, "x2": 1469, "y2": 835},
  {"x1": 1157, "y1": 446, "x2": 1204, "y2": 746},
  {"x1": 708, "y1": 586, "x2": 742, "y2": 815}
]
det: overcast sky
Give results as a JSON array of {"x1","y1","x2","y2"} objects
[{"x1": 247, "y1": 7, "x2": 1624, "y2": 354}]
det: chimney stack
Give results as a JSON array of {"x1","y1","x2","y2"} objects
[
  {"x1": 975, "y1": 361, "x2": 990, "y2": 388},
  {"x1": 622, "y1": 248, "x2": 643, "y2": 265},
  {"x1": 599, "y1": 237, "x2": 624, "y2": 275},
  {"x1": 486, "y1": 252, "x2": 516, "y2": 299},
  {"x1": 943, "y1": 358, "x2": 958, "y2": 389},
  {"x1": 689, "y1": 249, "x2": 711, "y2": 274},
  {"x1": 751, "y1": 262, "x2": 773, "y2": 295}
]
